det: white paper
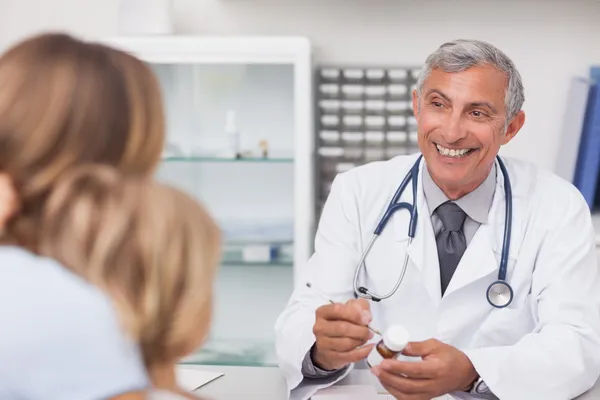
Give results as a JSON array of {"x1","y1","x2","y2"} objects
[
  {"x1": 311, "y1": 385, "x2": 380, "y2": 400},
  {"x1": 175, "y1": 366, "x2": 224, "y2": 391}
]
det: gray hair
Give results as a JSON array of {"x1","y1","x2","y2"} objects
[{"x1": 416, "y1": 39, "x2": 524, "y2": 124}]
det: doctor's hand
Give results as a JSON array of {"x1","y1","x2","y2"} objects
[
  {"x1": 371, "y1": 339, "x2": 478, "y2": 400},
  {"x1": 312, "y1": 299, "x2": 375, "y2": 371}
]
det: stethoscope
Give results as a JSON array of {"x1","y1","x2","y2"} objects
[{"x1": 353, "y1": 154, "x2": 514, "y2": 308}]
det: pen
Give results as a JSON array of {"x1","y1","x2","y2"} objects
[{"x1": 306, "y1": 282, "x2": 382, "y2": 336}]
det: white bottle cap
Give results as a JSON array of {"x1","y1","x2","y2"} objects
[{"x1": 383, "y1": 324, "x2": 410, "y2": 352}]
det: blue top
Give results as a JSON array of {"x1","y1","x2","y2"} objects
[{"x1": 0, "y1": 246, "x2": 148, "y2": 399}]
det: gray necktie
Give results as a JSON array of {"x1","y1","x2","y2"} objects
[{"x1": 435, "y1": 201, "x2": 467, "y2": 296}]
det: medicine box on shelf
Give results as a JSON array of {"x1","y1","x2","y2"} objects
[{"x1": 315, "y1": 65, "x2": 422, "y2": 219}]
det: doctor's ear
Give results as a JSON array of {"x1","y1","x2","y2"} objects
[
  {"x1": 0, "y1": 173, "x2": 19, "y2": 233},
  {"x1": 501, "y1": 110, "x2": 526, "y2": 145}
]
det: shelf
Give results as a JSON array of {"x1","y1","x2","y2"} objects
[
  {"x1": 162, "y1": 156, "x2": 294, "y2": 164},
  {"x1": 220, "y1": 240, "x2": 294, "y2": 267},
  {"x1": 220, "y1": 260, "x2": 293, "y2": 267}
]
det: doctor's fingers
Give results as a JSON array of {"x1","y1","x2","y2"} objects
[
  {"x1": 316, "y1": 302, "x2": 372, "y2": 325},
  {"x1": 319, "y1": 343, "x2": 374, "y2": 365},
  {"x1": 375, "y1": 368, "x2": 433, "y2": 397},
  {"x1": 379, "y1": 359, "x2": 441, "y2": 379},
  {"x1": 345, "y1": 298, "x2": 371, "y2": 312},
  {"x1": 317, "y1": 336, "x2": 370, "y2": 352},
  {"x1": 313, "y1": 320, "x2": 373, "y2": 341},
  {"x1": 402, "y1": 339, "x2": 442, "y2": 357}
]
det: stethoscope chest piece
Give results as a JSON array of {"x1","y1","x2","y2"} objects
[{"x1": 486, "y1": 280, "x2": 514, "y2": 308}]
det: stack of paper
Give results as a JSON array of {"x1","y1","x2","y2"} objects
[{"x1": 175, "y1": 366, "x2": 224, "y2": 391}]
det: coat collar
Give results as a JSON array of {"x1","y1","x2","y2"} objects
[
  {"x1": 422, "y1": 162, "x2": 496, "y2": 224},
  {"x1": 391, "y1": 156, "x2": 525, "y2": 302}
]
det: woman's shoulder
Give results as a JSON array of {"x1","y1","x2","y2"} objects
[
  {"x1": 0, "y1": 245, "x2": 133, "y2": 346},
  {"x1": 0, "y1": 245, "x2": 116, "y2": 322},
  {"x1": 0, "y1": 245, "x2": 148, "y2": 399}
]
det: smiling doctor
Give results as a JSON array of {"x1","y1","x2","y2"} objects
[{"x1": 275, "y1": 39, "x2": 600, "y2": 400}]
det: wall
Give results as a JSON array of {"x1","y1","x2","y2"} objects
[{"x1": 1, "y1": 0, "x2": 600, "y2": 172}]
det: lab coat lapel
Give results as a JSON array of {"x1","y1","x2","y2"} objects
[
  {"x1": 392, "y1": 159, "x2": 442, "y2": 306},
  {"x1": 413, "y1": 200, "x2": 443, "y2": 307},
  {"x1": 442, "y1": 221, "x2": 497, "y2": 297},
  {"x1": 443, "y1": 158, "x2": 523, "y2": 297}
]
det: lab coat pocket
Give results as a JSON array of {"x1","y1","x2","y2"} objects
[{"x1": 473, "y1": 294, "x2": 536, "y2": 348}]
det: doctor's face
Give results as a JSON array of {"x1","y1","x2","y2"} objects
[{"x1": 412, "y1": 65, "x2": 525, "y2": 199}]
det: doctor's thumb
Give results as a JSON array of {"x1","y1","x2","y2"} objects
[
  {"x1": 348, "y1": 299, "x2": 371, "y2": 320},
  {"x1": 402, "y1": 339, "x2": 438, "y2": 357},
  {"x1": 346, "y1": 298, "x2": 372, "y2": 325},
  {"x1": 348, "y1": 298, "x2": 371, "y2": 311}
]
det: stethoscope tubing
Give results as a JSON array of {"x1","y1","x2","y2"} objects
[{"x1": 353, "y1": 155, "x2": 513, "y2": 307}]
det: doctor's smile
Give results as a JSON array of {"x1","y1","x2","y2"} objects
[
  {"x1": 434, "y1": 144, "x2": 475, "y2": 159},
  {"x1": 276, "y1": 38, "x2": 600, "y2": 400}
]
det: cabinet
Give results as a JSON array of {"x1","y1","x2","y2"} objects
[{"x1": 103, "y1": 36, "x2": 313, "y2": 366}]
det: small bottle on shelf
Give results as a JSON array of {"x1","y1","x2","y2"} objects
[
  {"x1": 367, "y1": 324, "x2": 409, "y2": 367},
  {"x1": 259, "y1": 139, "x2": 269, "y2": 158},
  {"x1": 225, "y1": 110, "x2": 241, "y2": 159}
]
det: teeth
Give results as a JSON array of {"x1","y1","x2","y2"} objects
[{"x1": 436, "y1": 144, "x2": 472, "y2": 158}]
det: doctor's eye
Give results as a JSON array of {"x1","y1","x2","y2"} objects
[
  {"x1": 470, "y1": 110, "x2": 487, "y2": 118},
  {"x1": 431, "y1": 101, "x2": 444, "y2": 108}
]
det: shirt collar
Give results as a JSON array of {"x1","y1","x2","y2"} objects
[{"x1": 422, "y1": 162, "x2": 496, "y2": 224}]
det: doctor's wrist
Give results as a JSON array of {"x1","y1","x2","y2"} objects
[
  {"x1": 311, "y1": 344, "x2": 340, "y2": 371},
  {"x1": 460, "y1": 366, "x2": 479, "y2": 392},
  {"x1": 461, "y1": 375, "x2": 479, "y2": 392}
]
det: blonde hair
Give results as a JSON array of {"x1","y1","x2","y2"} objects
[
  {"x1": 0, "y1": 33, "x2": 165, "y2": 251},
  {"x1": 38, "y1": 166, "x2": 221, "y2": 367}
]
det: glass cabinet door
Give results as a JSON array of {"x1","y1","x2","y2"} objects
[{"x1": 152, "y1": 62, "x2": 296, "y2": 366}]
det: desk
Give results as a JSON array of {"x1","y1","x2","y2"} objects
[{"x1": 191, "y1": 365, "x2": 600, "y2": 400}]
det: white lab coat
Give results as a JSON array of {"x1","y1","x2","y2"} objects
[{"x1": 274, "y1": 153, "x2": 600, "y2": 400}]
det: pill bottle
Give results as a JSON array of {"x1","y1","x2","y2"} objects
[{"x1": 367, "y1": 324, "x2": 409, "y2": 367}]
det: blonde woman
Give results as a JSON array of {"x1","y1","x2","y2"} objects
[
  {"x1": 0, "y1": 33, "x2": 165, "y2": 399},
  {"x1": 39, "y1": 166, "x2": 220, "y2": 400}
]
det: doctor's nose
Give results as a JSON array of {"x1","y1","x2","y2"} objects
[{"x1": 440, "y1": 113, "x2": 467, "y2": 143}]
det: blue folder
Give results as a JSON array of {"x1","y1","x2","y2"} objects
[
  {"x1": 591, "y1": 67, "x2": 600, "y2": 83},
  {"x1": 573, "y1": 71, "x2": 600, "y2": 208}
]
